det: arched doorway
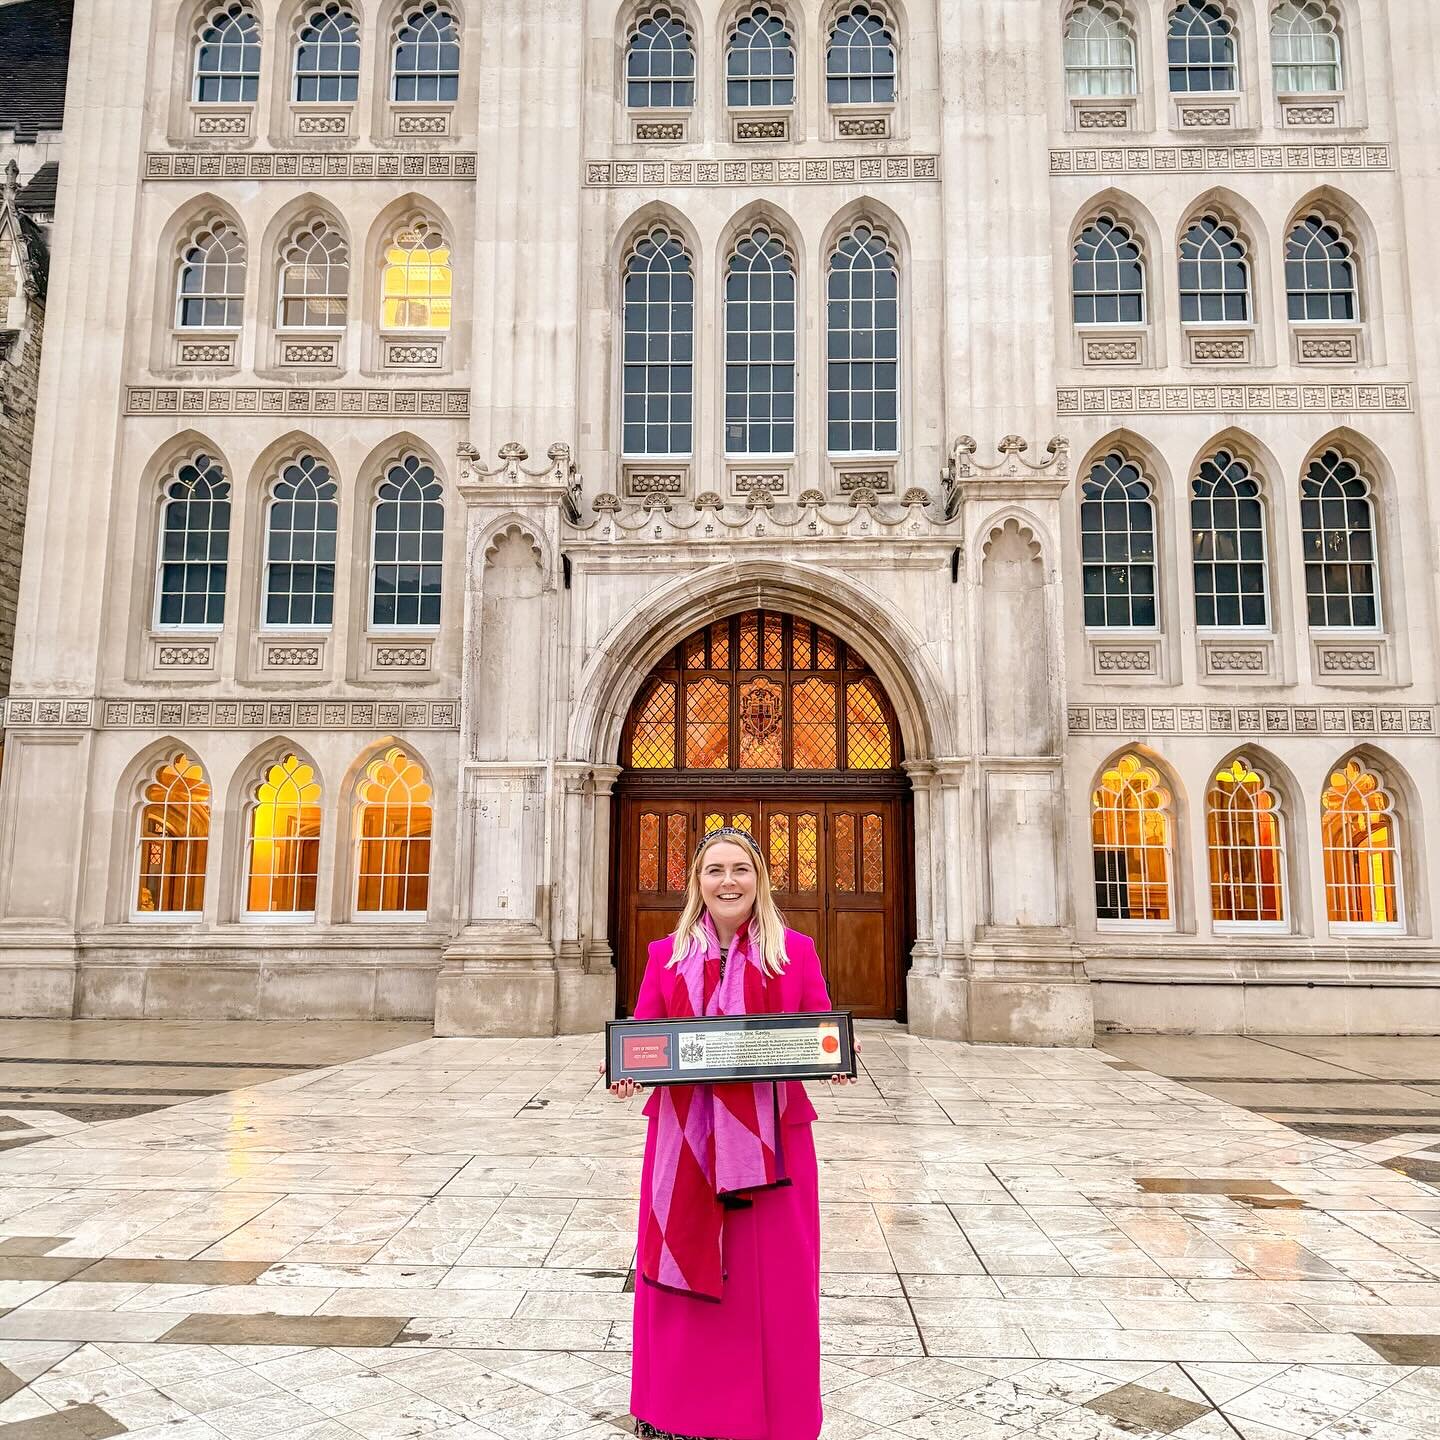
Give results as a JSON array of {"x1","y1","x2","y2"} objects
[{"x1": 614, "y1": 608, "x2": 911, "y2": 1019}]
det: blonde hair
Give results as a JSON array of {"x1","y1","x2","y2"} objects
[{"x1": 668, "y1": 829, "x2": 790, "y2": 976}]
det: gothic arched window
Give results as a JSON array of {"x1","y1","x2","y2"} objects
[
  {"x1": 263, "y1": 455, "x2": 338, "y2": 629},
  {"x1": 371, "y1": 454, "x2": 445, "y2": 628},
  {"x1": 1208, "y1": 756, "x2": 1286, "y2": 924},
  {"x1": 1092, "y1": 754, "x2": 1174, "y2": 923},
  {"x1": 1301, "y1": 449, "x2": 1379, "y2": 629},
  {"x1": 1073, "y1": 216, "x2": 1145, "y2": 326},
  {"x1": 827, "y1": 225, "x2": 900, "y2": 455},
  {"x1": 294, "y1": 3, "x2": 361, "y2": 102},
  {"x1": 1272, "y1": 0, "x2": 1341, "y2": 94},
  {"x1": 194, "y1": 3, "x2": 262, "y2": 103},
  {"x1": 355, "y1": 748, "x2": 433, "y2": 915},
  {"x1": 393, "y1": 4, "x2": 460, "y2": 102},
  {"x1": 1285, "y1": 214, "x2": 1356, "y2": 323},
  {"x1": 1322, "y1": 759, "x2": 1402, "y2": 927},
  {"x1": 135, "y1": 754, "x2": 211, "y2": 917},
  {"x1": 627, "y1": 8, "x2": 696, "y2": 108},
  {"x1": 1191, "y1": 450, "x2": 1269, "y2": 628},
  {"x1": 1168, "y1": 2, "x2": 1237, "y2": 92},
  {"x1": 725, "y1": 227, "x2": 796, "y2": 456},
  {"x1": 826, "y1": 5, "x2": 896, "y2": 106},
  {"x1": 1064, "y1": 3, "x2": 1137, "y2": 97},
  {"x1": 728, "y1": 6, "x2": 795, "y2": 107},
  {"x1": 245, "y1": 753, "x2": 322, "y2": 917},
  {"x1": 622, "y1": 228, "x2": 694, "y2": 458},
  {"x1": 382, "y1": 218, "x2": 452, "y2": 330},
  {"x1": 1080, "y1": 452, "x2": 1157, "y2": 629},
  {"x1": 177, "y1": 223, "x2": 247, "y2": 330},
  {"x1": 156, "y1": 455, "x2": 231, "y2": 629},
  {"x1": 278, "y1": 220, "x2": 349, "y2": 328},
  {"x1": 1179, "y1": 215, "x2": 1250, "y2": 324}
]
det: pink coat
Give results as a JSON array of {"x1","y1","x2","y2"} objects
[{"x1": 629, "y1": 927, "x2": 830, "y2": 1440}]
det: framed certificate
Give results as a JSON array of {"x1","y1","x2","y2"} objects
[{"x1": 605, "y1": 1011, "x2": 856, "y2": 1087}]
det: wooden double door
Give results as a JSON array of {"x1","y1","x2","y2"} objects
[{"x1": 616, "y1": 792, "x2": 907, "y2": 1019}]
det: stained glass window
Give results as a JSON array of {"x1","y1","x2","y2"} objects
[
  {"x1": 1322, "y1": 759, "x2": 1401, "y2": 927},
  {"x1": 622, "y1": 611, "x2": 899, "y2": 773},
  {"x1": 861, "y1": 812, "x2": 884, "y2": 893},
  {"x1": 355, "y1": 748, "x2": 431, "y2": 915},
  {"x1": 834, "y1": 813, "x2": 857, "y2": 893},
  {"x1": 796, "y1": 813, "x2": 819, "y2": 892},
  {"x1": 246, "y1": 754, "x2": 322, "y2": 916},
  {"x1": 665, "y1": 813, "x2": 689, "y2": 892},
  {"x1": 1208, "y1": 757, "x2": 1286, "y2": 925},
  {"x1": 769, "y1": 814, "x2": 791, "y2": 890},
  {"x1": 1092, "y1": 754, "x2": 1173, "y2": 922},
  {"x1": 135, "y1": 754, "x2": 210, "y2": 916},
  {"x1": 638, "y1": 812, "x2": 660, "y2": 892}
]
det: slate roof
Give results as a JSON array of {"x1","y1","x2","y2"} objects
[{"x1": 0, "y1": 1, "x2": 75, "y2": 143}]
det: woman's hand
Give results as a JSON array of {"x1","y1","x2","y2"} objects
[
  {"x1": 830, "y1": 1039, "x2": 862, "y2": 1086},
  {"x1": 599, "y1": 1059, "x2": 644, "y2": 1100}
]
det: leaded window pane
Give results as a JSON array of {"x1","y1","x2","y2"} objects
[
  {"x1": 177, "y1": 224, "x2": 247, "y2": 329},
  {"x1": 627, "y1": 9, "x2": 695, "y2": 108},
  {"x1": 382, "y1": 219, "x2": 452, "y2": 330},
  {"x1": 1072, "y1": 216, "x2": 1145, "y2": 325},
  {"x1": 1092, "y1": 754, "x2": 1173, "y2": 921},
  {"x1": 1285, "y1": 214, "x2": 1355, "y2": 323},
  {"x1": 264, "y1": 455, "x2": 337, "y2": 628},
  {"x1": 1179, "y1": 215, "x2": 1250, "y2": 323},
  {"x1": 157, "y1": 455, "x2": 231, "y2": 628},
  {"x1": 393, "y1": 4, "x2": 460, "y2": 102},
  {"x1": 372, "y1": 454, "x2": 445, "y2": 628},
  {"x1": 1168, "y1": 2, "x2": 1236, "y2": 92},
  {"x1": 195, "y1": 3, "x2": 261, "y2": 103},
  {"x1": 1064, "y1": 2, "x2": 1137, "y2": 97},
  {"x1": 827, "y1": 5, "x2": 896, "y2": 105},
  {"x1": 246, "y1": 754, "x2": 321, "y2": 916},
  {"x1": 1191, "y1": 450, "x2": 1269, "y2": 628},
  {"x1": 725, "y1": 228, "x2": 796, "y2": 456},
  {"x1": 355, "y1": 748, "x2": 433, "y2": 915},
  {"x1": 1080, "y1": 453, "x2": 1157, "y2": 629},
  {"x1": 1301, "y1": 449, "x2": 1379, "y2": 629},
  {"x1": 1272, "y1": 0, "x2": 1341, "y2": 94},
  {"x1": 728, "y1": 6, "x2": 795, "y2": 107},
  {"x1": 1208, "y1": 758, "x2": 1286, "y2": 923},
  {"x1": 622, "y1": 229, "x2": 694, "y2": 456},
  {"x1": 136, "y1": 754, "x2": 210, "y2": 916},
  {"x1": 828, "y1": 225, "x2": 900, "y2": 455},
  {"x1": 1322, "y1": 760, "x2": 1401, "y2": 926},
  {"x1": 294, "y1": 3, "x2": 360, "y2": 102},
  {"x1": 278, "y1": 219, "x2": 349, "y2": 328}
]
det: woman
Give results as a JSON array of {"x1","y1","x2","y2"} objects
[{"x1": 603, "y1": 826, "x2": 858, "y2": 1440}]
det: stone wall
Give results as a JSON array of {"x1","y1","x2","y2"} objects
[{"x1": 0, "y1": 260, "x2": 41, "y2": 707}]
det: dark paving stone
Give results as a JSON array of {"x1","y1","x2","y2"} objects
[
  {"x1": 1381, "y1": 1156, "x2": 1440, "y2": 1186},
  {"x1": 0, "y1": 1138, "x2": 43, "y2": 1153},
  {"x1": 0, "y1": 1118, "x2": 32, "y2": 1132},
  {"x1": 0, "y1": 1056, "x2": 315, "y2": 1070},
  {"x1": 1236, "y1": 1195, "x2": 1308, "y2": 1210},
  {"x1": 0, "y1": 1104, "x2": 170, "y2": 1123},
  {"x1": 0, "y1": 1403, "x2": 125, "y2": 1437},
  {"x1": 1289, "y1": 1122, "x2": 1437, "y2": 1142},
  {"x1": 0, "y1": 1239, "x2": 70, "y2": 1257},
  {"x1": 0, "y1": 1258, "x2": 94, "y2": 1281},
  {"x1": 1085, "y1": 1383, "x2": 1211, "y2": 1434},
  {"x1": 0, "y1": 1086, "x2": 228, "y2": 1098},
  {"x1": 159, "y1": 1313, "x2": 408, "y2": 1347},
  {"x1": 77, "y1": 1258, "x2": 272, "y2": 1285},
  {"x1": 1359, "y1": 1333, "x2": 1440, "y2": 1364},
  {"x1": 1137, "y1": 1178, "x2": 1289, "y2": 1196},
  {"x1": 0, "y1": 1365, "x2": 22, "y2": 1403}
]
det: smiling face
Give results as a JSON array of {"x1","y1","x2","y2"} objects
[{"x1": 697, "y1": 839, "x2": 759, "y2": 934}]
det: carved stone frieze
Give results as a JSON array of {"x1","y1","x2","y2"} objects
[
  {"x1": 1058, "y1": 382, "x2": 1411, "y2": 416},
  {"x1": 1068, "y1": 703, "x2": 1435, "y2": 738},
  {"x1": 735, "y1": 118, "x2": 789, "y2": 141},
  {"x1": 0, "y1": 698, "x2": 462, "y2": 731},
  {"x1": 144, "y1": 151, "x2": 477, "y2": 180},
  {"x1": 1049, "y1": 142, "x2": 1390, "y2": 176},
  {"x1": 1178, "y1": 105, "x2": 1237, "y2": 129},
  {"x1": 1283, "y1": 103, "x2": 1339, "y2": 127},
  {"x1": 585, "y1": 154, "x2": 937, "y2": 188},
  {"x1": 835, "y1": 115, "x2": 890, "y2": 138},
  {"x1": 125, "y1": 386, "x2": 469, "y2": 417}
]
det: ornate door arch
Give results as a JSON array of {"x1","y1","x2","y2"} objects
[{"x1": 614, "y1": 609, "x2": 911, "y2": 1019}]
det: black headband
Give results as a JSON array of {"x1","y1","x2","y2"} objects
[{"x1": 698, "y1": 826, "x2": 763, "y2": 859}]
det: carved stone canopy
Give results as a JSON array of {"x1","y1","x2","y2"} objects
[
  {"x1": 944, "y1": 435, "x2": 1073, "y2": 513},
  {"x1": 457, "y1": 441, "x2": 582, "y2": 520}
]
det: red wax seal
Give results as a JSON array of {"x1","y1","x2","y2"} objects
[{"x1": 821, "y1": 1034, "x2": 840, "y2": 1055}]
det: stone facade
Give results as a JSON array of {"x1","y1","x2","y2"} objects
[{"x1": 1, "y1": 1, "x2": 1438, "y2": 1041}]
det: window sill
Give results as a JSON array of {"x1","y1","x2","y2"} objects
[
  {"x1": 171, "y1": 331, "x2": 239, "y2": 369},
  {"x1": 827, "y1": 103, "x2": 893, "y2": 140},
  {"x1": 273, "y1": 332, "x2": 345, "y2": 369},
  {"x1": 1077, "y1": 325, "x2": 1149, "y2": 368},
  {"x1": 1171, "y1": 94, "x2": 1243, "y2": 131},
  {"x1": 1213, "y1": 921, "x2": 1290, "y2": 936},
  {"x1": 1183, "y1": 326, "x2": 1254, "y2": 366},
  {"x1": 241, "y1": 913, "x2": 318, "y2": 925},
  {"x1": 363, "y1": 633, "x2": 437, "y2": 679},
  {"x1": 1069, "y1": 94, "x2": 1136, "y2": 133},
  {"x1": 379, "y1": 333, "x2": 448, "y2": 371},
  {"x1": 288, "y1": 102, "x2": 355, "y2": 140},
  {"x1": 1198, "y1": 632, "x2": 1277, "y2": 682},
  {"x1": 187, "y1": 102, "x2": 255, "y2": 140},
  {"x1": 129, "y1": 912, "x2": 207, "y2": 926},
  {"x1": 1085, "y1": 633, "x2": 1165, "y2": 683},
  {"x1": 388, "y1": 101, "x2": 455, "y2": 138},
  {"x1": 254, "y1": 634, "x2": 330, "y2": 676},
  {"x1": 1278, "y1": 92, "x2": 1345, "y2": 128},
  {"x1": 1291, "y1": 323, "x2": 1362, "y2": 366},
  {"x1": 1097, "y1": 920, "x2": 1177, "y2": 935},
  {"x1": 730, "y1": 107, "x2": 792, "y2": 143},
  {"x1": 1329, "y1": 922, "x2": 1406, "y2": 939},
  {"x1": 629, "y1": 109, "x2": 691, "y2": 143},
  {"x1": 145, "y1": 633, "x2": 221, "y2": 680}
]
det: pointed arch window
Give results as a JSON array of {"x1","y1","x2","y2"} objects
[
  {"x1": 1191, "y1": 450, "x2": 1268, "y2": 629},
  {"x1": 1179, "y1": 216, "x2": 1250, "y2": 323},
  {"x1": 1285, "y1": 215, "x2": 1356, "y2": 323},
  {"x1": 372, "y1": 454, "x2": 445, "y2": 628},
  {"x1": 725, "y1": 227, "x2": 796, "y2": 456},
  {"x1": 827, "y1": 5, "x2": 896, "y2": 106},
  {"x1": 195, "y1": 4, "x2": 262, "y2": 103},
  {"x1": 263, "y1": 455, "x2": 338, "y2": 629},
  {"x1": 1208, "y1": 757, "x2": 1286, "y2": 925},
  {"x1": 1093, "y1": 755, "x2": 1173, "y2": 923},
  {"x1": 1064, "y1": 3, "x2": 1137, "y2": 97},
  {"x1": 827, "y1": 225, "x2": 899, "y2": 456},
  {"x1": 355, "y1": 748, "x2": 433, "y2": 916},
  {"x1": 622, "y1": 228, "x2": 694, "y2": 458},
  {"x1": 1323, "y1": 759, "x2": 1402, "y2": 927},
  {"x1": 1080, "y1": 452, "x2": 1157, "y2": 629},
  {"x1": 728, "y1": 6, "x2": 795, "y2": 108},
  {"x1": 1272, "y1": 1, "x2": 1341, "y2": 94},
  {"x1": 156, "y1": 455, "x2": 231, "y2": 629},
  {"x1": 177, "y1": 224, "x2": 247, "y2": 330},
  {"x1": 278, "y1": 220, "x2": 349, "y2": 328},
  {"x1": 1073, "y1": 216, "x2": 1145, "y2": 326},
  {"x1": 294, "y1": 3, "x2": 360, "y2": 102},
  {"x1": 627, "y1": 8, "x2": 696, "y2": 109},
  {"x1": 1301, "y1": 449, "x2": 1379, "y2": 629},
  {"x1": 135, "y1": 754, "x2": 210, "y2": 918},
  {"x1": 1168, "y1": 3, "x2": 1237, "y2": 93},
  {"x1": 245, "y1": 754, "x2": 322, "y2": 918},
  {"x1": 393, "y1": 4, "x2": 460, "y2": 102},
  {"x1": 382, "y1": 218, "x2": 452, "y2": 331}
]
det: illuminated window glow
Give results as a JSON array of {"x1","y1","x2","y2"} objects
[
  {"x1": 136, "y1": 755, "x2": 210, "y2": 916},
  {"x1": 1092, "y1": 754, "x2": 1173, "y2": 922},
  {"x1": 382, "y1": 220, "x2": 452, "y2": 331},
  {"x1": 1207, "y1": 757, "x2": 1286, "y2": 924},
  {"x1": 246, "y1": 754, "x2": 322, "y2": 917},
  {"x1": 355, "y1": 748, "x2": 432, "y2": 915},
  {"x1": 1323, "y1": 759, "x2": 1401, "y2": 927}
]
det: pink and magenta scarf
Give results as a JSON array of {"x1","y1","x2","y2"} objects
[{"x1": 640, "y1": 915, "x2": 791, "y2": 1301}]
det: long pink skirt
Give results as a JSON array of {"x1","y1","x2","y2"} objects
[{"x1": 630, "y1": 1118, "x2": 822, "y2": 1440}]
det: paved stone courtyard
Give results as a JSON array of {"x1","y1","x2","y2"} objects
[{"x1": 0, "y1": 1024, "x2": 1437, "y2": 1436}]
